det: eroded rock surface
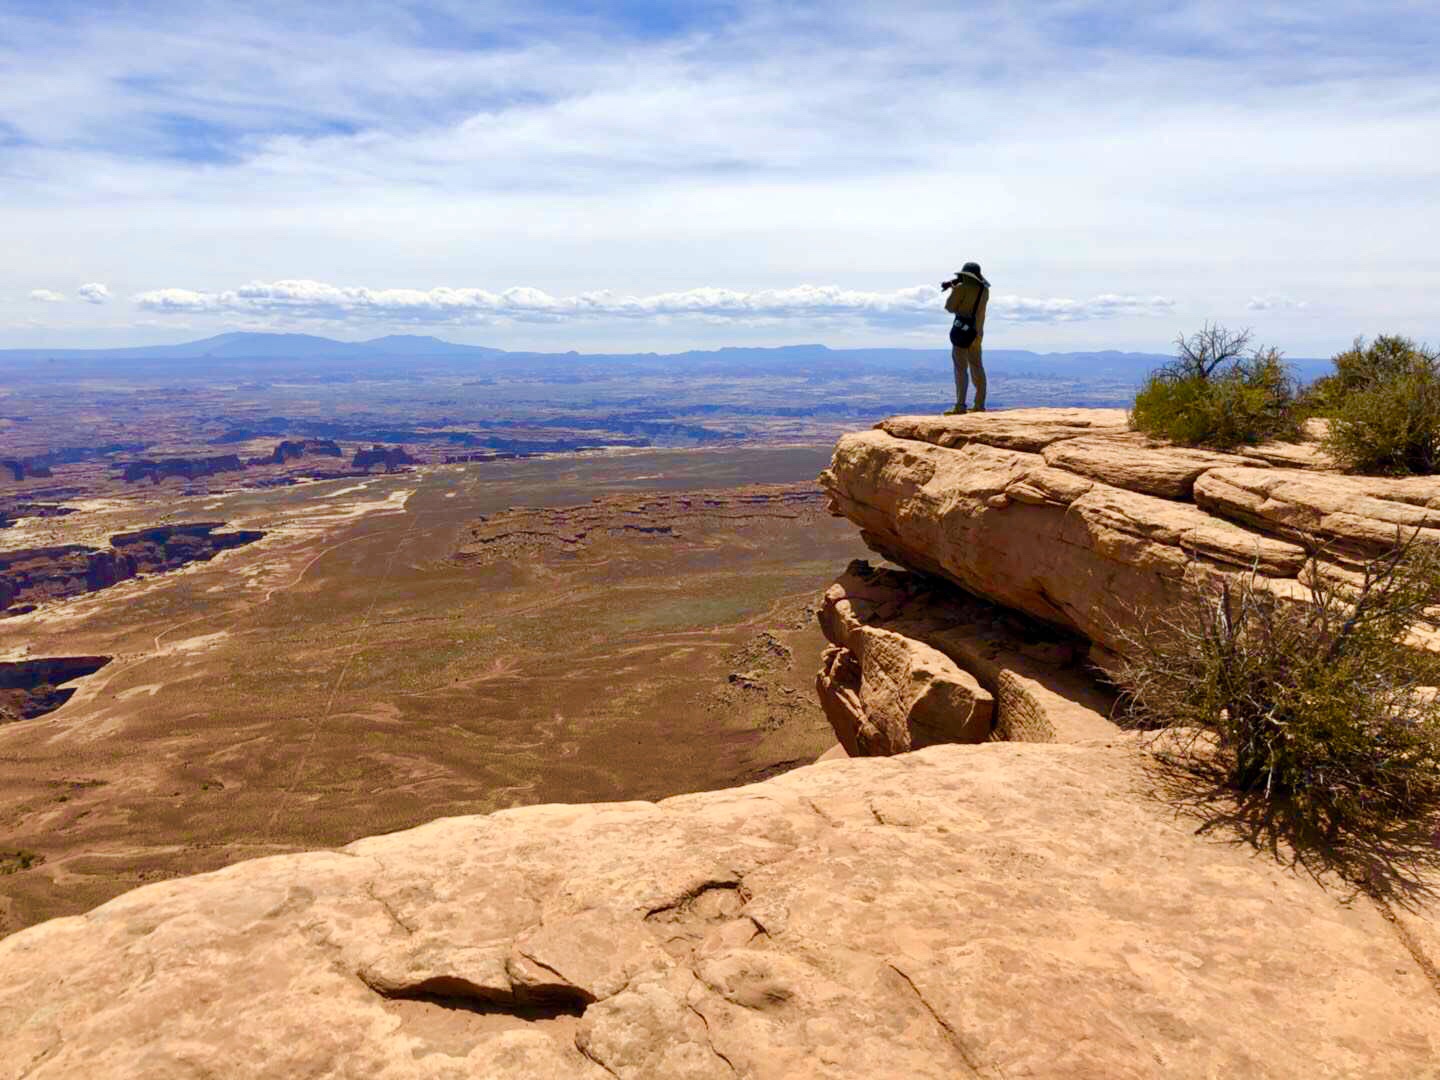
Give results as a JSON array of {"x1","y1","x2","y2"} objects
[
  {"x1": 818, "y1": 408, "x2": 1437, "y2": 659},
  {"x1": 0, "y1": 656, "x2": 111, "y2": 720},
  {"x1": 119, "y1": 454, "x2": 244, "y2": 485},
  {"x1": 455, "y1": 486, "x2": 826, "y2": 566},
  {"x1": 1194, "y1": 467, "x2": 1440, "y2": 561},
  {"x1": 354, "y1": 444, "x2": 420, "y2": 471},
  {"x1": 0, "y1": 522, "x2": 264, "y2": 615},
  {"x1": 818, "y1": 561, "x2": 1114, "y2": 750},
  {"x1": 3, "y1": 741, "x2": 1438, "y2": 1079}
]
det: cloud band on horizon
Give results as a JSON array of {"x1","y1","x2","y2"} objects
[{"x1": 134, "y1": 280, "x2": 1176, "y2": 327}]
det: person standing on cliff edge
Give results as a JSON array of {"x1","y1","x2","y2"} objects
[{"x1": 942, "y1": 262, "x2": 990, "y2": 414}]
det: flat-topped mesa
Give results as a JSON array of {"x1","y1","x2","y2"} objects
[
  {"x1": 0, "y1": 459, "x2": 53, "y2": 483},
  {"x1": 270, "y1": 438, "x2": 343, "y2": 464},
  {"x1": 352, "y1": 444, "x2": 419, "y2": 471},
  {"x1": 119, "y1": 454, "x2": 244, "y2": 485},
  {"x1": 816, "y1": 408, "x2": 1440, "y2": 665}
]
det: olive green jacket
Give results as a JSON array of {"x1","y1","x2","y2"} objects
[{"x1": 944, "y1": 271, "x2": 989, "y2": 341}]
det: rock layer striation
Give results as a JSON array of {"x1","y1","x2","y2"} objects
[
  {"x1": 0, "y1": 522, "x2": 264, "y2": 616},
  {"x1": 817, "y1": 561, "x2": 1115, "y2": 751},
  {"x1": 817, "y1": 409, "x2": 1435, "y2": 659}
]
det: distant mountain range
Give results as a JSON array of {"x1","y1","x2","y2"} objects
[
  {"x1": 0, "y1": 331, "x2": 1333, "y2": 382},
  {"x1": 0, "y1": 332, "x2": 504, "y2": 362}
]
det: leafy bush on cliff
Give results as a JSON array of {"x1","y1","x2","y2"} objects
[
  {"x1": 1108, "y1": 537, "x2": 1440, "y2": 838},
  {"x1": 1308, "y1": 336, "x2": 1440, "y2": 475},
  {"x1": 1130, "y1": 324, "x2": 1300, "y2": 449}
]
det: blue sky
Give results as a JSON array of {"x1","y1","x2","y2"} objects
[{"x1": 1, "y1": 0, "x2": 1436, "y2": 354}]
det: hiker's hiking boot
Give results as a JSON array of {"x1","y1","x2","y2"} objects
[{"x1": 943, "y1": 405, "x2": 967, "y2": 416}]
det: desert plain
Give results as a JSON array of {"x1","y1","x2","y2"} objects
[{"x1": 0, "y1": 444, "x2": 869, "y2": 935}]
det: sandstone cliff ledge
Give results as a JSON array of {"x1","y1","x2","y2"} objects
[
  {"x1": 3, "y1": 739, "x2": 1439, "y2": 1078},
  {"x1": 817, "y1": 408, "x2": 1440, "y2": 663}
]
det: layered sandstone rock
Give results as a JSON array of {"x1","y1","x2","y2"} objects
[
  {"x1": 3, "y1": 740, "x2": 1439, "y2": 1079},
  {"x1": 1194, "y1": 467, "x2": 1440, "y2": 561},
  {"x1": 0, "y1": 523, "x2": 265, "y2": 615},
  {"x1": 817, "y1": 561, "x2": 1115, "y2": 749},
  {"x1": 817, "y1": 408, "x2": 1440, "y2": 660}
]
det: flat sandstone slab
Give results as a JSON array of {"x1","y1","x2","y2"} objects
[
  {"x1": 1040, "y1": 433, "x2": 1271, "y2": 500},
  {"x1": 1, "y1": 743, "x2": 1436, "y2": 1079},
  {"x1": 879, "y1": 408, "x2": 1129, "y2": 453},
  {"x1": 1196, "y1": 467, "x2": 1440, "y2": 558}
]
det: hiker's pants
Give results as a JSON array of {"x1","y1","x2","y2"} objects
[{"x1": 952, "y1": 342, "x2": 986, "y2": 411}]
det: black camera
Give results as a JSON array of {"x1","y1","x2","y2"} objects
[{"x1": 940, "y1": 275, "x2": 962, "y2": 291}]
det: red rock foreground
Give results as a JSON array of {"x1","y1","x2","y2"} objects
[{"x1": 2, "y1": 738, "x2": 1438, "y2": 1078}]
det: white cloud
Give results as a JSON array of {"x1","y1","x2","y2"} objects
[
  {"x1": 1, "y1": 2, "x2": 1438, "y2": 352},
  {"x1": 133, "y1": 279, "x2": 1174, "y2": 327},
  {"x1": 1247, "y1": 295, "x2": 1310, "y2": 311},
  {"x1": 28, "y1": 289, "x2": 66, "y2": 303},
  {"x1": 77, "y1": 282, "x2": 111, "y2": 304},
  {"x1": 992, "y1": 294, "x2": 1176, "y2": 323}
]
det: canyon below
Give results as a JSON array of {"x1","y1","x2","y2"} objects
[{"x1": 0, "y1": 445, "x2": 869, "y2": 936}]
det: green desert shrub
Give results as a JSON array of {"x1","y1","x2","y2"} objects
[
  {"x1": 0, "y1": 849, "x2": 44, "y2": 875},
  {"x1": 1130, "y1": 324, "x2": 1300, "y2": 449},
  {"x1": 1108, "y1": 538, "x2": 1440, "y2": 838},
  {"x1": 1310, "y1": 336, "x2": 1440, "y2": 475}
]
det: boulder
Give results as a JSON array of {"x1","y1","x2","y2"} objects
[
  {"x1": 815, "y1": 578, "x2": 994, "y2": 753},
  {"x1": 2, "y1": 742, "x2": 1437, "y2": 1078},
  {"x1": 817, "y1": 561, "x2": 996, "y2": 754}
]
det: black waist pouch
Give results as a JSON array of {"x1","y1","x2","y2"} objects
[
  {"x1": 949, "y1": 285, "x2": 985, "y2": 348},
  {"x1": 950, "y1": 317, "x2": 978, "y2": 349}
]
